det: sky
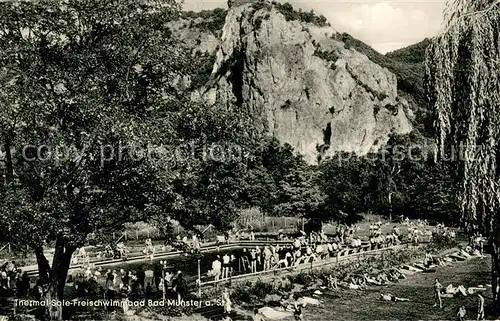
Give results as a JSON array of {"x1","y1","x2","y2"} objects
[{"x1": 182, "y1": 0, "x2": 447, "y2": 54}]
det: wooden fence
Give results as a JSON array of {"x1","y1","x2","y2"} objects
[{"x1": 236, "y1": 215, "x2": 305, "y2": 232}]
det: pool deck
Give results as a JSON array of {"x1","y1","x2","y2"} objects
[{"x1": 21, "y1": 239, "x2": 319, "y2": 276}]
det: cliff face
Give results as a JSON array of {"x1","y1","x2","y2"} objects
[{"x1": 190, "y1": 2, "x2": 412, "y2": 163}]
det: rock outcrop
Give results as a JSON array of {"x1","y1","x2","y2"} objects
[{"x1": 191, "y1": 1, "x2": 412, "y2": 163}]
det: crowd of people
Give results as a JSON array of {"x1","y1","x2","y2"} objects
[
  {"x1": 72, "y1": 238, "x2": 160, "y2": 265},
  {"x1": 64, "y1": 263, "x2": 189, "y2": 303},
  {"x1": 0, "y1": 217, "x2": 461, "y2": 320},
  {"x1": 0, "y1": 261, "x2": 32, "y2": 298},
  {"x1": 207, "y1": 227, "x2": 405, "y2": 282},
  {"x1": 0, "y1": 259, "x2": 192, "y2": 311},
  {"x1": 65, "y1": 219, "x2": 437, "y2": 270}
]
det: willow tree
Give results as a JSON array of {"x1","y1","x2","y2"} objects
[{"x1": 425, "y1": 0, "x2": 500, "y2": 313}]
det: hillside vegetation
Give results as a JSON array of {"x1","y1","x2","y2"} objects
[
  {"x1": 386, "y1": 38, "x2": 432, "y2": 64},
  {"x1": 183, "y1": 8, "x2": 228, "y2": 35}
]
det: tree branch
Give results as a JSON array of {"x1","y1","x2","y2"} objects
[
  {"x1": 125, "y1": 37, "x2": 148, "y2": 101},
  {"x1": 441, "y1": 0, "x2": 500, "y2": 34}
]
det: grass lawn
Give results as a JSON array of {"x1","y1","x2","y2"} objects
[{"x1": 300, "y1": 256, "x2": 492, "y2": 321}]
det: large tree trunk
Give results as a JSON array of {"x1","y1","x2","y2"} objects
[
  {"x1": 388, "y1": 192, "x2": 393, "y2": 222},
  {"x1": 3, "y1": 138, "x2": 13, "y2": 183},
  {"x1": 492, "y1": 238, "x2": 500, "y2": 315},
  {"x1": 42, "y1": 239, "x2": 75, "y2": 320},
  {"x1": 34, "y1": 245, "x2": 51, "y2": 284}
]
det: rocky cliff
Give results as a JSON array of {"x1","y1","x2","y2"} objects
[{"x1": 189, "y1": 1, "x2": 412, "y2": 163}]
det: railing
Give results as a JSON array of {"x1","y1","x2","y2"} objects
[
  {"x1": 0, "y1": 243, "x2": 10, "y2": 254},
  {"x1": 22, "y1": 239, "x2": 306, "y2": 276}
]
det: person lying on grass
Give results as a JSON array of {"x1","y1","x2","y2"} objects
[
  {"x1": 363, "y1": 274, "x2": 383, "y2": 286},
  {"x1": 377, "y1": 273, "x2": 390, "y2": 285},
  {"x1": 380, "y1": 293, "x2": 409, "y2": 302},
  {"x1": 386, "y1": 269, "x2": 401, "y2": 282}
]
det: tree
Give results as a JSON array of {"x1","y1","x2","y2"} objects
[
  {"x1": 0, "y1": 0, "x2": 208, "y2": 319},
  {"x1": 272, "y1": 163, "x2": 326, "y2": 219},
  {"x1": 365, "y1": 132, "x2": 460, "y2": 224},
  {"x1": 162, "y1": 102, "x2": 258, "y2": 232},
  {"x1": 240, "y1": 138, "x2": 327, "y2": 222},
  {"x1": 425, "y1": 0, "x2": 500, "y2": 314},
  {"x1": 316, "y1": 153, "x2": 369, "y2": 224},
  {"x1": 407, "y1": 161, "x2": 460, "y2": 224},
  {"x1": 367, "y1": 133, "x2": 423, "y2": 219}
]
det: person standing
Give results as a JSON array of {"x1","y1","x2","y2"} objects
[
  {"x1": 0, "y1": 268, "x2": 7, "y2": 289},
  {"x1": 222, "y1": 287, "x2": 232, "y2": 314},
  {"x1": 250, "y1": 249, "x2": 257, "y2": 273},
  {"x1": 477, "y1": 294, "x2": 485, "y2": 321},
  {"x1": 172, "y1": 271, "x2": 185, "y2": 303},
  {"x1": 192, "y1": 234, "x2": 201, "y2": 251},
  {"x1": 256, "y1": 246, "x2": 262, "y2": 270},
  {"x1": 294, "y1": 299, "x2": 304, "y2": 321},
  {"x1": 457, "y1": 305, "x2": 466, "y2": 321},
  {"x1": 240, "y1": 249, "x2": 250, "y2": 273},
  {"x1": 164, "y1": 271, "x2": 173, "y2": 292},
  {"x1": 153, "y1": 265, "x2": 162, "y2": 291},
  {"x1": 15, "y1": 270, "x2": 23, "y2": 297},
  {"x1": 433, "y1": 278, "x2": 443, "y2": 308},
  {"x1": 263, "y1": 246, "x2": 272, "y2": 271},
  {"x1": 136, "y1": 267, "x2": 146, "y2": 291},
  {"x1": 293, "y1": 238, "x2": 301, "y2": 261},
  {"x1": 6, "y1": 261, "x2": 17, "y2": 289},
  {"x1": 271, "y1": 247, "x2": 280, "y2": 268},
  {"x1": 285, "y1": 251, "x2": 293, "y2": 267},
  {"x1": 230, "y1": 255, "x2": 237, "y2": 276},
  {"x1": 212, "y1": 256, "x2": 222, "y2": 282},
  {"x1": 145, "y1": 282, "x2": 153, "y2": 299},
  {"x1": 222, "y1": 253, "x2": 231, "y2": 279},
  {"x1": 476, "y1": 234, "x2": 484, "y2": 256}
]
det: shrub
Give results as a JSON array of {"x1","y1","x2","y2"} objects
[
  {"x1": 231, "y1": 277, "x2": 294, "y2": 304},
  {"x1": 252, "y1": 279, "x2": 275, "y2": 298},
  {"x1": 189, "y1": 52, "x2": 217, "y2": 89},
  {"x1": 232, "y1": 281, "x2": 255, "y2": 303},
  {"x1": 183, "y1": 8, "x2": 228, "y2": 35},
  {"x1": 289, "y1": 271, "x2": 316, "y2": 285},
  {"x1": 430, "y1": 232, "x2": 458, "y2": 250},
  {"x1": 313, "y1": 48, "x2": 339, "y2": 63},
  {"x1": 231, "y1": 280, "x2": 274, "y2": 303},
  {"x1": 273, "y1": 277, "x2": 293, "y2": 294}
]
